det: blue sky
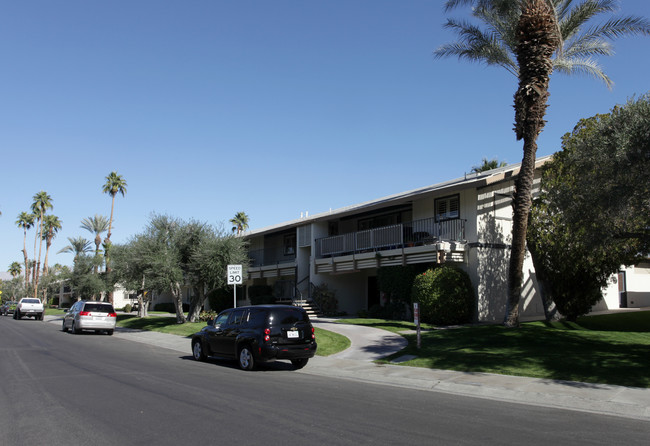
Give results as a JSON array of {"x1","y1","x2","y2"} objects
[{"x1": 1, "y1": 0, "x2": 648, "y2": 272}]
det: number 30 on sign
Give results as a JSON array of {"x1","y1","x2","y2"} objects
[{"x1": 227, "y1": 264, "x2": 243, "y2": 285}]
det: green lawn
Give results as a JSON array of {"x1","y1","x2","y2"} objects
[
  {"x1": 115, "y1": 314, "x2": 350, "y2": 356},
  {"x1": 343, "y1": 312, "x2": 650, "y2": 388}
]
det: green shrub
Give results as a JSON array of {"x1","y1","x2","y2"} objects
[
  {"x1": 123, "y1": 303, "x2": 132, "y2": 313},
  {"x1": 199, "y1": 310, "x2": 217, "y2": 322},
  {"x1": 312, "y1": 283, "x2": 338, "y2": 315},
  {"x1": 412, "y1": 266, "x2": 474, "y2": 325}
]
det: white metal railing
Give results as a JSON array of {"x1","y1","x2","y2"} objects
[{"x1": 315, "y1": 218, "x2": 465, "y2": 258}]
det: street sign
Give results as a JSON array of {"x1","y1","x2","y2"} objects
[{"x1": 227, "y1": 264, "x2": 243, "y2": 285}]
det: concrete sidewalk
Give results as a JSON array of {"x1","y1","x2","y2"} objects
[{"x1": 46, "y1": 316, "x2": 650, "y2": 421}]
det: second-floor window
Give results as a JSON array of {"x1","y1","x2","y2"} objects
[
  {"x1": 435, "y1": 194, "x2": 460, "y2": 221},
  {"x1": 284, "y1": 234, "x2": 296, "y2": 255}
]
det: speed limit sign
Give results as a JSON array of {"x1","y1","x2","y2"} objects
[{"x1": 227, "y1": 264, "x2": 243, "y2": 285}]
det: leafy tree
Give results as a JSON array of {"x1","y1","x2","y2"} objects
[
  {"x1": 15, "y1": 212, "x2": 35, "y2": 290},
  {"x1": 436, "y1": 0, "x2": 650, "y2": 326},
  {"x1": 81, "y1": 214, "x2": 109, "y2": 272},
  {"x1": 528, "y1": 94, "x2": 650, "y2": 320},
  {"x1": 471, "y1": 158, "x2": 508, "y2": 173},
  {"x1": 31, "y1": 191, "x2": 53, "y2": 298},
  {"x1": 42, "y1": 215, "x2": 62, "y2": 275},
  {"x1": 188, "y1": 227, "x2": 249, "y2": 321},
  {"x1": 229, "y1": 211, "x2": 250, "y2": 235},
  {"x1": 68, "y1": 255, "x2": 107, "y2": 301}
]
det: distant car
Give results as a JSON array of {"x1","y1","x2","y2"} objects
[
  {"x1": 1, "y1": 301, "x2": 18, "y2": 316},
  {"x1": 191, "y1": 305, "x2": 317, "y2": 370},
  {"x1": 62, "y1": 301, "x2": 117, "y2": 335},
  {"x1": 14, "y1": 298, "x2": 44, "y2": 320}
]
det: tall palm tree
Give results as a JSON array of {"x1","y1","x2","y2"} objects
[
  {"x1": 102, "y1": 171, "x2": 127, "y2": 245},
  {"x1": 229, "y1": 211, "x2": 250, "y2": 235},
  {"x1": 8, "y1": 262, "x2": 22, "y2": 278},
  {"x1": 436, "y1": 0, "x2": 650, "y2": 326},
  {"x1": 16, "y1": 212, "x2": 35, "y2": 290},
  {"x1": 31, "y1": 191, "x2": 53, "y2": 298},
  {"x1": 58, "y1": 237, "x2": 93, "y2": 263},
  {"x1": 42, "y1": 215, "x2": 62, "y2": 275},
  {"x1": 81, "y1": 214, "x2": 109, "y2": 272},
  {"x1": 436, "y1": 0, "x2": 650, "y2": 88}
]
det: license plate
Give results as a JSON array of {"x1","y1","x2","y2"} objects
[{"x1": 287, "y1": 331, "x2": 299, "y2": 338}]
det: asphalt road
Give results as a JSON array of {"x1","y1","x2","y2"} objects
[{"x1": 1, "y1": 317, "x2": 649, "y2": 446}]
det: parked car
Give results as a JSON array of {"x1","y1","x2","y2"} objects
[
  {"x1": 62, "y1": 301, "x2": 117, "y2": 335},
  {"x1": 1, "y1": 301, "x2": 18, "y2": 316},
  {"x1": 191, "y1": 305, "x2": 317, "y2": 370},
  {"x1": 14, "y1": 298, "x2": 44, "y2": 320}
]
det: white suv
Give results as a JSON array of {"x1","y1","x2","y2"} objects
[{"x1": 62, "y1": 301, "x2": 117, "y2": 335}]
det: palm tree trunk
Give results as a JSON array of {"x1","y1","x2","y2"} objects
[
  {"x1": 23, "y1": 229, "x2": 30, "y2": 291},
  {"x1": 505, "y1": 0, "x2": 559, "y2": 327},
  {"x1": 34, "y1": 212, "x2": 45, "y2": 299}
]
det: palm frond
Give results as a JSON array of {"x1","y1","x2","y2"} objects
[{"x1": 553, "y1": 56, "x2": 613, "y2": 88}]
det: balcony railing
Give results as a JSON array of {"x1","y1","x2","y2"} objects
[{"x1": 315, "y1": 217, "x2": 465, "y2": 258}]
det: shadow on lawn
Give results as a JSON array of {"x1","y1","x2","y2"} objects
[{"x1": 400, "y1": 325, "x2": 650, "y2": 388}]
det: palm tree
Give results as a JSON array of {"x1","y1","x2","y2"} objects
[
  {"x1": 471, "y1": 157, "x2": 508, "y2": 173},
  {"x1": 58, "y1": 237, "x2": 93, "y2": 263},
  {"x1": 16, "y1": 212, "x2": 35, "y2": 290},
  {"x1": 31, "y1": 191, "x2": 53, "y2": 298},
  {"x1": 230, "y1": 211, "x2": 250, "y2": 235},
  {"x1": 42, "y1": 215, "x2": 62, "y2": 275},
  {"x1": 8, "y1": 262, "x2": 22, "y2": 278},
  {"x1": 81, "y1": 214, "x2": 109, "y2": 272},
  {"x1": 436, "y1": 0, "x2": 650, "y2": 327},
  {"x1": 435, "y1": 0, "x2": 650, "y2": 88},
  {"x1": 102, "y1": 171, "x2": 127, "y2": 245}
]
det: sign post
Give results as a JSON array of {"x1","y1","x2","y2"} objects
[
  {"x1": 413, "y1": 302, "x2": 421, "y2": 349},
  {"x1": 227, "y1": 264, "x2": 243, "y2": 308}
]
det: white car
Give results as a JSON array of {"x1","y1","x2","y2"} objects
[{"x1": 62, "y1": 301, "x2": 117, "y2": 335}]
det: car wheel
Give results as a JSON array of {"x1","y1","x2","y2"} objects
[
  {"x1": 192, "y1": 339, "x2": 206, "y2": 361},
  {"x1": 106, "y1": 330, "x2": 114, "y2": 336},
  {"x1": 291, "y1": 358, "x2": 309, "y2": 370},
  {"x1": 14, "y1": 310, "x2": 20, "y2": 320},
  {"x1": 62, "y1": 320, "x2": 68, "y2": 332},
  {"x1": 238, "y1": 345, "x2": 255, "y2": 371},
  {"x1": 72, "y1": 321, "x2": 81, "y2": 334}
]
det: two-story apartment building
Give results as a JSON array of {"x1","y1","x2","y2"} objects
[
  {"x1": 244, "y1": 155, "x2": 650, "y2": 322},
  {"x1": 245, "y1": 156, "x2": 551, "y2": 323}
]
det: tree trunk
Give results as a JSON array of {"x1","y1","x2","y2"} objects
[
  {"x1": 527, "y1": 235, "x2": 559, "y2": 321},
  {"x1": 505, "y1": 0, "x2": 559, "y2": 327},
  {"x1": 187, "y1": 286, "x2": 205, "y2": 323},
  {"x1": 172, "y1": 282, "x2": 186, "y2": 323}
]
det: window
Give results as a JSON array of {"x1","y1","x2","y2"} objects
[
  {"x1": 284, "y1": 234, "x2": 296, "y2": 255},
  {"x1": 435, "y1": 195, "x2": 460, "y2": 221}
]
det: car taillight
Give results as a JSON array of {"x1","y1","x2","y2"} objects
[
  {"x1": 311, "y1": 327, "x2": 315, "y2": 339},
  {"x1": 79, "y1": 311, "x2": 91, "y2": 316},
  {"x1": 108, "y1": 312, "x2": 117, "y2": 318},
  {"x1": 264, "y1": 328, "x2": 271, "y2": 342}
]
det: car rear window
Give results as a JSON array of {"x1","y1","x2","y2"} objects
[
  {"x1": 23, "y1": 299, "x2": 41, "y2": 304},
  {"x1": 84, "y1": 303, "x2": 114, "y2": 313},
  {"x1": 268, "y1": 308, "x2": 309, "y2": 325}
]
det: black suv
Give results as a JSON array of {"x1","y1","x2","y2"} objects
[{"x1": 191, "y1": 305, "x2": 317, "y2": 370}]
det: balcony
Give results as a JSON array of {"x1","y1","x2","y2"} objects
[{"x1": 315, "y1": 217, "x2": 466, "y2": 258}]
